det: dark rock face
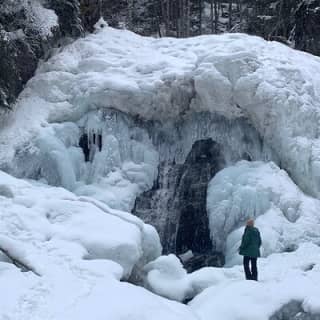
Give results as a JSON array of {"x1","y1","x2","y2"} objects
[
  {"x1": 0, "y1": 0, "x2": 101, "y2": 111},
  {"x1": 295, "y1": 0, "x2": 320, "y2": 56},
  {"x1": 134, "y1": 138, "x2": 225, "y2": 270},
  {"x1": 0, "y1": 1, "x2": 58, "y2": 110},
  {"x1": 183, "y1": 252, "x2": 225, "y2": 272},
  {"x1": 0, "y1": 27, "x2": 39, "y2": 110},
  {"x1": 80, "y1": 0, "x2": 101, "y2": 32},
  {"x1": 174, "y1": 139, "x2": 225, "y2": 254},
  {"x1": 270, "y1": 301, "x2": 320, "y2": 320},
  {"x1": 48, "y1": 0, "x2": 84, "y2": 37}
]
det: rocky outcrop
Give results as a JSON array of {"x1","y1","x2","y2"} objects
[
  {"x1": 0, "y1": 0, "x2": 58, "y2": 110},
  {"x1": 0, "y1": 0, "x2": 101, "y2": 111}
]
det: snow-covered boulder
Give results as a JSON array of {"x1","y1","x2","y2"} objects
[
  {"x1": 207, "y1": 161, "x2": 320, "y2": 265},
  {"x1": 143, "y1": 253, "x2": 239, "y2": 302},
  {"x1": 0, "y1": 170, "x2": 161, "y2": 278},
  {"x1": 144, "y1": 254, "x2": 192, "y2": 301}
]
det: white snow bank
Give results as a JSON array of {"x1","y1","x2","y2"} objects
[
  {"x1": 1, "y1": 24, "x2": 320, "y2": 196},
  {"x1": 207, "y1": 161, "x2": 320, "y2": 265},
  {"x1": 0, "y1": 257, "x2": 199, "y2": 320},
  {"x1": 143, "y1": 243, "x2": 320, "y2": 316},
  {"x1": 144, "y1": 254, "x2": 192, "y2": 301},
  {"x1": 143, "y1": 254, "x2": 240, "y2": 302},
  {"x1": 0, "y1": 170, "x2": 161, "y2": 277},
  {"x1": 0, "y1": 170, "x2": 183, "y2": 319},
  {"x1": 190, "y1": 243, "x2": 320, "y2": 320}
]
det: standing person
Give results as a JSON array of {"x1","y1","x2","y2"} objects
[{"x1": 239, "y1": 219, "x2": 262, "y2": 281}]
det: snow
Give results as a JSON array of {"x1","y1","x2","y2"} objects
[
  {"x1": 27, "y1": 0, "x2": 58, "y2": 37},
  {"x1": 0, "y1": 170, "x2": 161, "y2": 278},
  {"x1": 144, "y1": 254, "x2": 192, "y2": 301},
  {"x1": 0, "y1": 22, "x2": 320, "y2": 199},
  {"x1": 1, "y1": 0, "x2": 58, "y2": 38},
  {"x1": 207, "y1": 161, "x2": 320, "y2": 265},
  {"x1": 0, "y1": 170, "x2": 202, "y2": 320},
  {"x1": 0, "y1": 21, "x2": 320, "y2": 320},
  {"x1": 143, "y1": 243, "x2": 320, "y2": 319},
  {"x1": 1, "y1": 22, "x2": 319, "y2": 219},
  {"x1": 190, "y1": 243, "x2": 320, "y2": 320}
]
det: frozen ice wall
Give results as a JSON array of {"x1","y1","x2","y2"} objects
[
  {"x1": 0, "y1": 23, "x2": 320, "y2": 200},
  {"x1": 207, "y1": 161, "x2": 320, "y2": 265},
  {"x1": 3, "y1": 105, "x2": 274, "y2": 213}
]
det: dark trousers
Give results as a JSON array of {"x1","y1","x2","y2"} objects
[{"x1": 243, "y1": 256, "x2": 258, "y2": 281}]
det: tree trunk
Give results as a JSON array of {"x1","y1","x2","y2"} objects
[
  {"x1": 199, "y1": 0, "x2": 203, "y2": 35},
  {"x1": 228, "y1": 0, "x2": 232, "y2": 31},
  {"x1": 214, "y1": 0, "x2": 218, "y2": 33},
  {"x1": 210, "y1": 0, "x2": 214, "y2": 33}
]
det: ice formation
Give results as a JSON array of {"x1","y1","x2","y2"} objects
[
  {"x1": 0, "y1": 20, "x2": 320, "y2": 200},
  {"x1": 0, "y1": 20, "x2": 320, "y2": 320},
  {"x1": 207, "y1": 161, "x2": 320, "y2": 265}
]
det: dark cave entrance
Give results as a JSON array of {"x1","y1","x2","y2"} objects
[{"x1": 133, "y1": 138, "x2": 225, "y2": 271}]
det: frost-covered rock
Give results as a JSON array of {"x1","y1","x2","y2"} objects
[
  {"x1": 0, "y1": 0, "x2": 59, "y2": 109},
  {"x1": 206, "y1": 161, "x2": 320, "y2": 265},
  {"x1": 143, "y1": 253, "x2": 238, "y2": 302}
]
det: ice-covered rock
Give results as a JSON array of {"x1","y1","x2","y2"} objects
[
  {"x1": 144, "y1": 254, "x2": 192, "y2": 301},
  {"x1": 143, "y1": 253, "x2": 238, "y2": 302},
  {"x1": 1, "y1": 25, "x2": 320, "y2": 200},
  {"x1": 206, "y1": 161, "x2": 320, "y2": 265}
]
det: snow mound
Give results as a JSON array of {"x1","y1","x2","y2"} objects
[
  {"x1": 0, "y1": 170, "x2": 194, "y2": 320},
  {"x1": 1, "y1": 25, "x2": 320, "y2": 198},
  {"x1": 207, "y1": 161, "x2": 320, "y2": 265},
  {"x1": 143, "y1": 253, "x2": 239, "y2": 302},
  {"x1": 143, "y1": 242, "x2": 320, "y2": 316},
  {"x1": 0, "y1": 170, "x2": 161, "y2": 278},
  {"x1": 190, "y1": 243, "x2": 320, "y2": 320}
]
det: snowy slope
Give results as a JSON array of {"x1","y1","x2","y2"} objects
[{"x1": 0, "y1": 171, "x2": 201, "y2": 320}]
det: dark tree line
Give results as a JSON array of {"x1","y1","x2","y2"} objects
[{"x1": 100, "y1": 0, "x2": 320, "y2": 56}]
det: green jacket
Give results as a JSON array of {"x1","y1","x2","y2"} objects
[{"x1": 239, "y1": 226, "x2": 262, "y2": 258}]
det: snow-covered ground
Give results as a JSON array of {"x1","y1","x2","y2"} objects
[
  {"x1": 1, "y1": 168, "x2": 320, "y2": 319},
  {"x1": 143, "y1": 243, "x2": 320, "y2": 319},
  {"x1": 0, "y1": 170, "x2": 198, "y2": 320}
]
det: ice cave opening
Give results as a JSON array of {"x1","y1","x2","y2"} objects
[
  {"x1": 134, "y1": 138, "x2": 226, "y2": 271},
  {"x1": 3, "y1": 105, "x2": 278, "y2": 271}
]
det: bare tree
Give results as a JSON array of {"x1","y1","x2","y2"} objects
[
  {"x1": 214, "y1": 0, "x2": 219, "y2": 33},
  {"x1": 228, "y1": 0, "x2": 233, "y2": 30},
  {"x1": 199, "y1": 0, "x2": 203, "y2": 34}
]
